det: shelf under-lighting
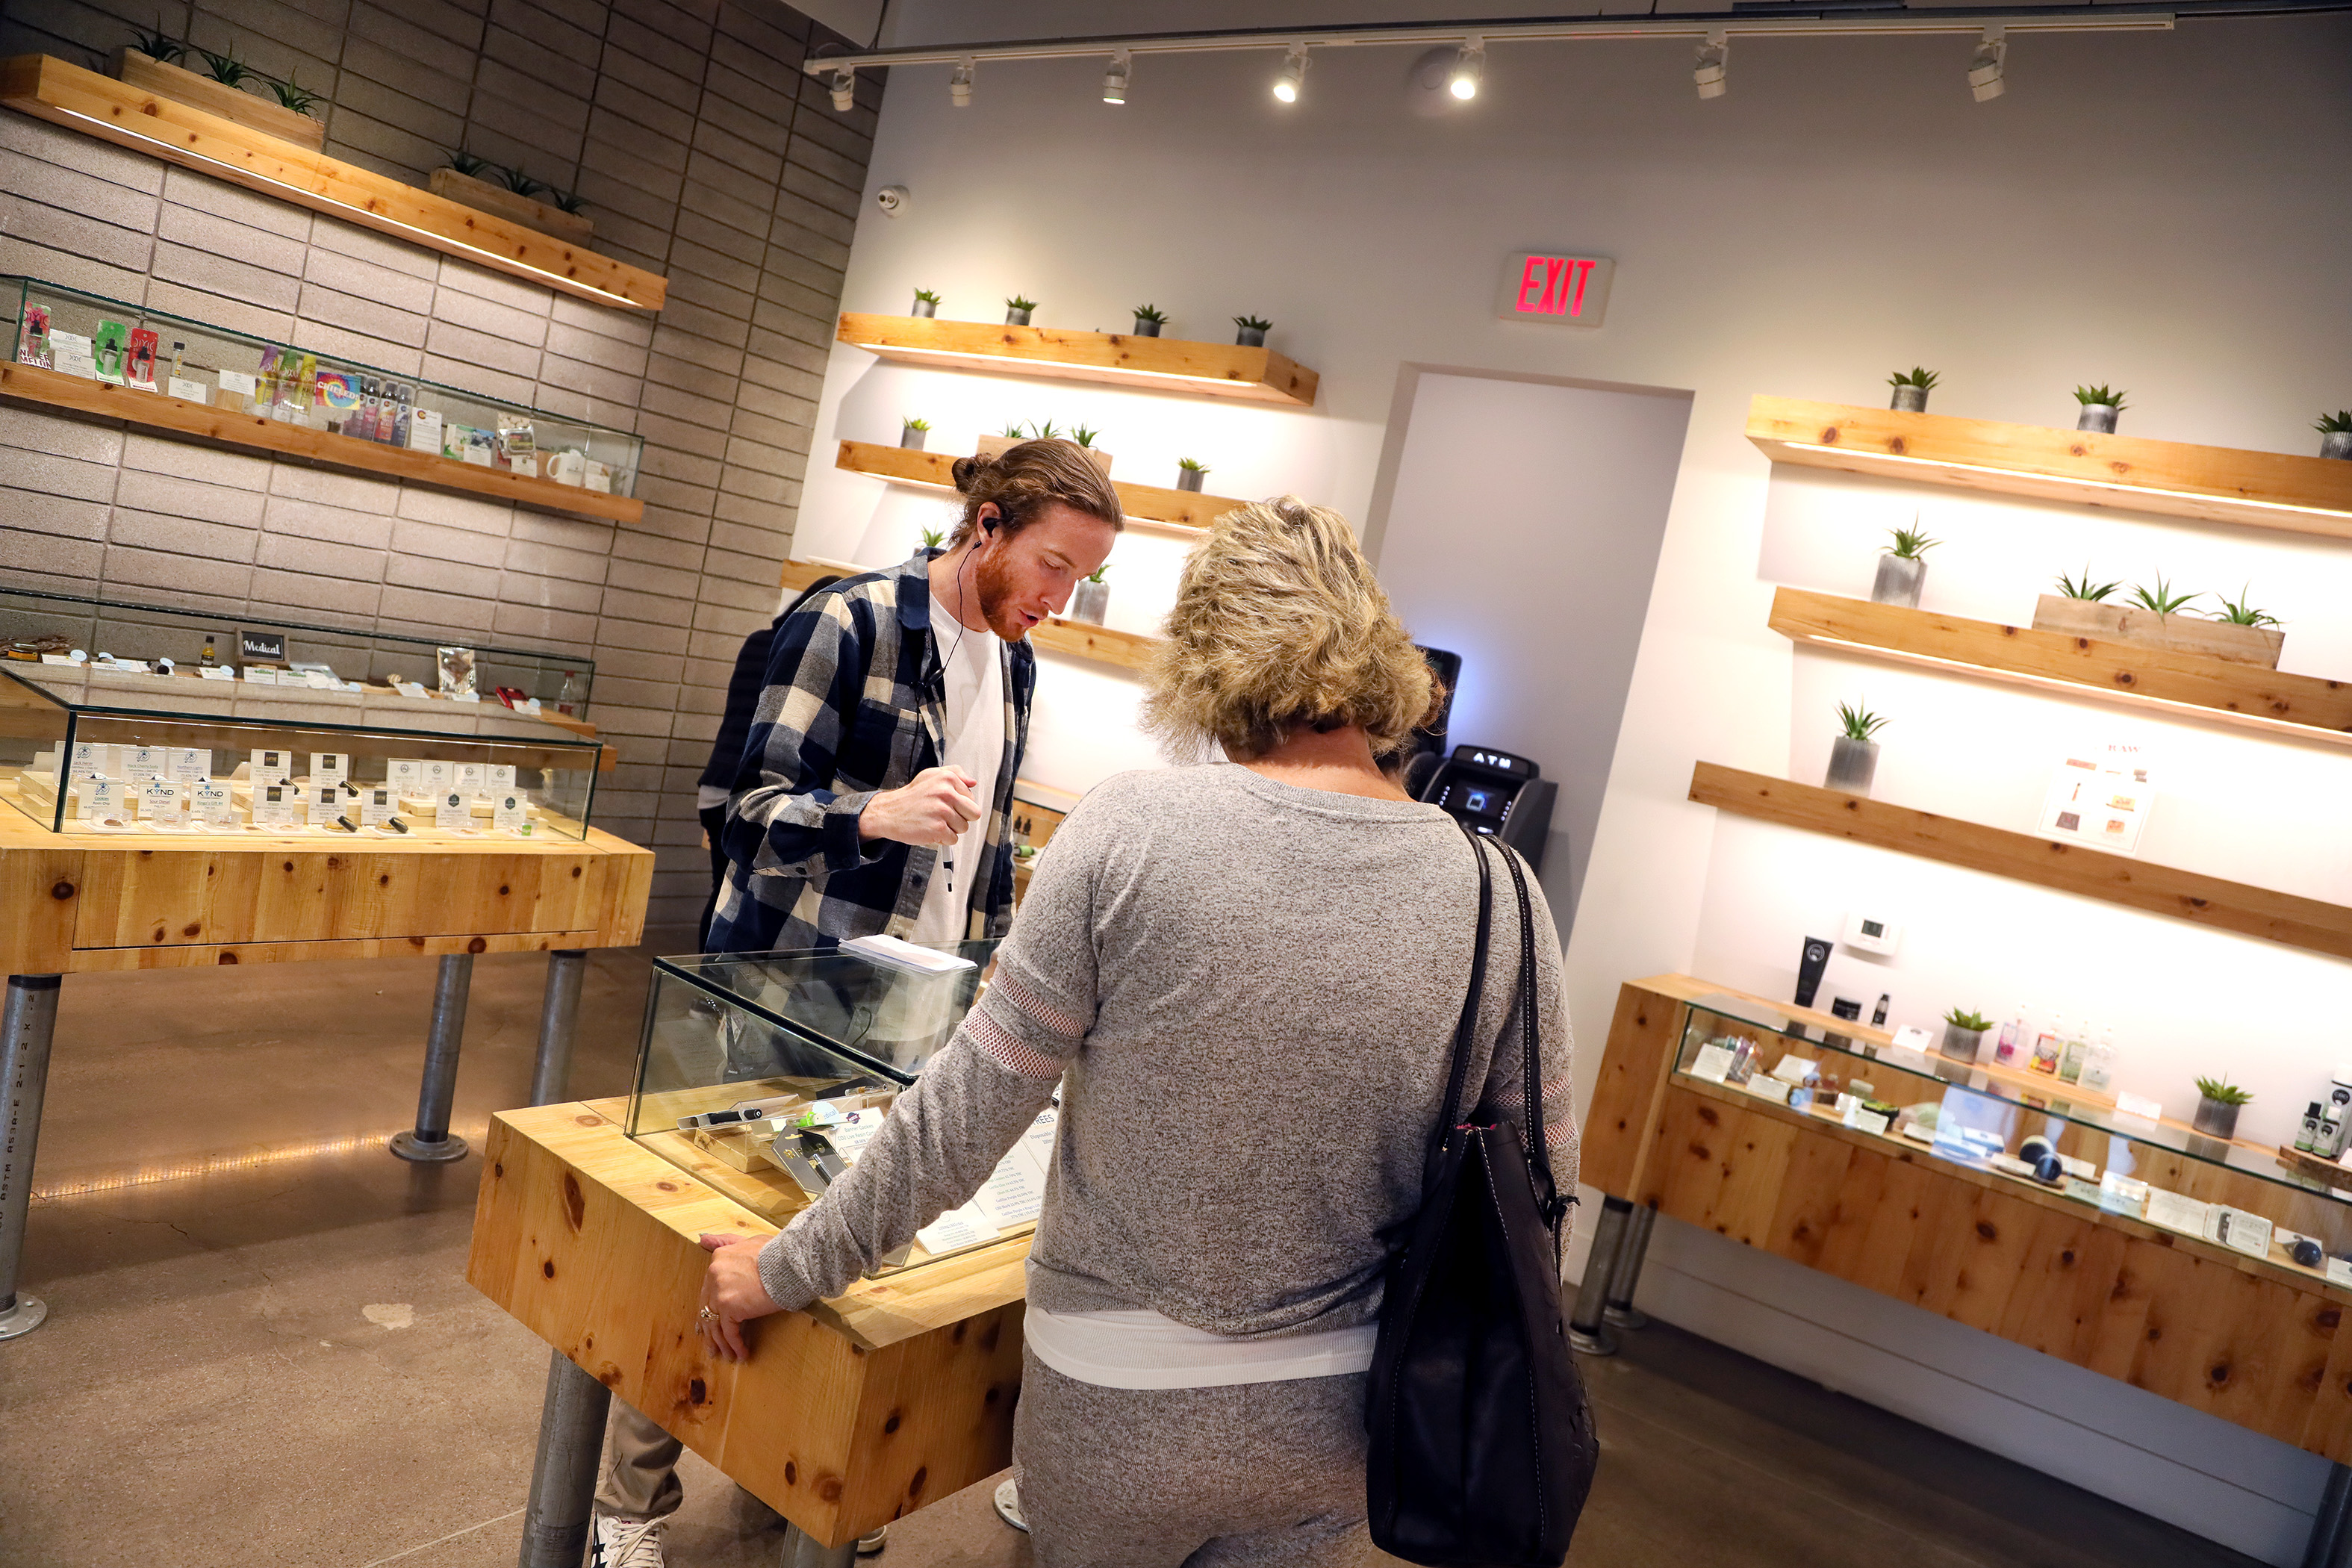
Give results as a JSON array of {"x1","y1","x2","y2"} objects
[
  {"x1": 1748, "y1": 396, "x2": 2352, "y2": 541},
  {"x1": 0, "y1": 55, "x2": 665, "y2": 312},
  {"x1": 834, "y1": 441, "x2": 1245, "y2": 537},
  {"x1": 837, "y1": 314, "x2": 1318, "y2": 408},
  {"x1": 1769, "y1": 588, "x2": 2352, "y2": 750}
]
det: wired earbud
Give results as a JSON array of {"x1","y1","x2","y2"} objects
[{"x1": 939, "y1": 505, "x2": 998, "y2": 900}]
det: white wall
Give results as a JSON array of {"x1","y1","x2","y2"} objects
[
  {"x1": 1369, "y1": 370, "x2": 1691, "y2": 919},
  {"x1": 791, "y1": 7, "x2": 2352, "y2": 1558}
]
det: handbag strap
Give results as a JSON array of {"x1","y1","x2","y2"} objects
[
  {"x1": 1492, "y1": 840, "x2": 1572, "y2": 1233},
  {"x1": 1426, "y1": 821, "x2": 1495, "y2": 1187}
]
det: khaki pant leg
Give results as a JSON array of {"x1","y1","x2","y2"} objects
[{"x1": 594, "y1": 1400, "x2": 685, "y2": 1522}]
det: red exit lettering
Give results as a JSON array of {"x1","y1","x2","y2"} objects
[{"x1": 1513, "y1": 254, "x2": 1596, "y2": 318}]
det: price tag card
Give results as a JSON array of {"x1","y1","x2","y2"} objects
[
  {"x1": 190, "y1": 780, "x2": 235, "y2": 827},
  {"x1": 385, "y1": 759, "x2": 423, "y2": 794},
  {"x1": 352, "y1": 786, "x2": 395, "y2": 829},
  {"x1": 249, "y1": 747, "x2": 292, "y2": 783},
  {"x1": 1689, "y1": 1043, "x2": 1735, "y2": 1083},
  {"x1": 825, "y1": 1106, "x2": 891, "y2": 1164},
  {"x1": 198, "y1": 665, "x2": 235, "y2": 681},
  {"x1": 140, "y1": 777, "x2": 187, "y2": 827},
  {"x1": 1841, "y1": 1101, "x2": 1891, "y2": 1136},
  {"x1": 454, "y1": 761, "x2": 486, "y2": 794},
  {"x1": 74, "y1": 777, "x2": 125, "y2": 820},
  {"x1": 309, "y1": 753, "x2": 349, "y2": 786},
  {"x1": 487, "y1": 763, "x2": 517, "y2": 789},
  {"x1": 2144, "y1": 1189, "x2": 2210, "y2": 1236},
  {"x1": 69, "y1": 740, "x2": 115, "y2": 779},
  {"x1": 120, "y1": 745, "x2": 167, "y2": 782},
  {"x1": 167, "y1": 376, "x2": 209, "y2": 403},
  {"x1": 2115, "y1": 1091, "x2": 2164, "y2": 1124},
  {"x1": 972, "y1": 1150, "x2": 1047, "y2": 1228},
  {"x1": 2330, "y1": 1257, "x2": 2352, "y2": 1289},
  {"x1": 434, "y1": 790, "x2": 473, "y2": 830},
  {"x1": 50, "y1": 330, "x2": 97, "y2": 379},
  {"x1": 303, "y1": 784, "x2": 342, "y2": 827},
  {"x1": 492, "y1": 791, "x2": 530, "y2": 831},
  {"x1": 1011, "y1": 1106, "x2": 1060, "y2": 1183},
  {"x1": 217, "y1": 367, "x2": 255, "y2": 399},
  {"x1": 420, "y1": 759, "x2": 453, "y2": 793},
  {"x1": 2057, "y1": 1154, "x2": 2097, "y2": 1181},
  {"x1": 167, "y1": 747, "x2": 212, "y2": 783},
  {"x1": 243, "y1": 666, "x2": 278, "y2": 684},
  {"x1": 251, "y1": 783, "x2": 296, "y2": 827},
  {"x1": 1770, "y1": 1054, "x2": 1820, "y2": 1086},
  {"x1": 2097, "y1": 1172, "x2": 2150, "y2": 1217},
  {"x1": 1740, "y1": 1076, "x2": 1791, "y2": 1106},
  {"x1": 914, "y1": 1202, "x2": 1000, "y2": 1257},
  {"x1": 2061, "y1": 1175, "x2": 2103, "y2": 1204}
]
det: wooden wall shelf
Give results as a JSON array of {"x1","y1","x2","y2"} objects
[
  {"x1": 778, "y1": 559, "x2": 1159, "y2": 673},
  {"x1": 0, "y1": 360, "x2": 643, "y2": 524},
  {"x1": 836, "y1": 440, "x2": 1248, "y2": 537},
  {"x1": 1748, "y1": 396, "x2": 2352, "y2": 541},
  {"x1": 0, "y1": 55, "x2": 666, "y2": 312},
  {"x1": 1769, "y1": 588, "x2": 2352, "y2": 747},
  {"x1": 1688, "y1": 760, "x2": 2352, "y2": 962},
  {"x1": 837, "y1": 314, "x2": 1318, "y2": 408}
]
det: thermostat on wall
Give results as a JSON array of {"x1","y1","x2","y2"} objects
[{"x1": 1842, "y1": 911, "x2": 1903, "y2": 956}]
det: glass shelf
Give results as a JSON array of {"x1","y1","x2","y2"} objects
[
  {"x1": 1673, "y1": 993, "x2": 2352, "y2": 1287},
  {"x1": 0, "y1": 586, "x2": 601, "y2": 837},
  {"x1": 6, "y1": 274, "x2": 641, "y2": 497},
  {"x1": 630, "y1": 943, "x2": 1049, "y2": 1279}
]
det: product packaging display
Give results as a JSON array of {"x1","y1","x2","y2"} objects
[
  {"x1": 1673, "y1": 994, "x2": 2352, "y2": 1290},
  {"x1": 4, "y1": 274, "x2": 641, "y2": 498},
  {"x1": 626, "y1": 943, "x2": 1048, "y2": 1278},
  {"x1": 0, "y1": 587, "x2": 602, "y2": 839}
]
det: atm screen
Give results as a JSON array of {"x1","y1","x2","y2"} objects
[{"x1": 1463, "y1": 787, "x2": 1496, "y2": 815}]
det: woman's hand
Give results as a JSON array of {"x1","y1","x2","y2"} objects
[{"x1": 697, "y1": 1232, "x2": 782, "y2": 1362}]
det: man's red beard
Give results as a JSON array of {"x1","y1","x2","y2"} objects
[{"x1": 972, "y1": 548, "x2": 1027, "y2": 638}]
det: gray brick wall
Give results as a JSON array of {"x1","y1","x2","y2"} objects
[{"x1": 0, "y1": 0, "x2": 880, "y2": 930}]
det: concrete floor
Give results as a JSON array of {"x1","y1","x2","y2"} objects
[{"x1": 0, "y1": 938, "x2": 2262, "y2": 1567}]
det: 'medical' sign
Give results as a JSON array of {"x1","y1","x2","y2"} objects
[{"x1": 1499, "y1": 251, "x2": 1614, "y2": 328}]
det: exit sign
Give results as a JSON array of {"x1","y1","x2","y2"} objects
[{"x1": 1499, "y1": 251, "x2": 1614, "y2": 328}]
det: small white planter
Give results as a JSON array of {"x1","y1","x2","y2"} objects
[
  {"x1": 2323, "y1": 431, "x2": 2352, "y2": 461},
  {"x1": 2077, "y1": 403, "x2": 2120, "y2": 434},
  {"x1": 900, "y1": 424, "x2": 927, "y2": 450},
  {"x1": 1175, "y1": 467, "x2": 1206, "y2": 493},
  {"x1": 1941, "y1": 1022, "x2": 1988, "y2": 1063},
  {"x1": 1133, "y1": 317, "x2": 1163, "y2": 337},
  {"x1": 910, "y1": 296, "x2": 937, "y2": 318},
  {"x1": 1890, "y1": 385, "x2": 1929, "y2": 413},
  {"x1": 1873, "y1": 553, "x2": 1926, "y2": 608},
  {"x1": 1070, "y1": 579, "x2": 1109, "y2": 625},
  {"x1": 1826, "y1": 735, "x2": 1879, "y2": 796},
  {"x1": 1234, "y1": 325, "x2": 1266, "y2": 347},
  {"x1": 1005, "y1": 305, "x2": 1033, "y2": 326}
]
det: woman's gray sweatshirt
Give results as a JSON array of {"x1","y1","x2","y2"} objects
[{"x1": 756, "y1": 763, "x2": 1579, "y2": 1337}]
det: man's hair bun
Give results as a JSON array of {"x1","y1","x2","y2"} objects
[{"x1": 951, "y1": 454, "x2": 991, "y2": 494}]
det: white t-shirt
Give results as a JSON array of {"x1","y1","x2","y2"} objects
[{"x1": 909, "y1": 611, "x2": 1004, "y2": 945}]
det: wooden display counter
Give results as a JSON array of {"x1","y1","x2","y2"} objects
[
  {"x1": 1583, "y1": 975, "x2": 2352, "y2": 1466},
  {"x1": 0, "y1": 806, "x2": 653, "y2": 1341},
  {"x1": 468, "y1": 1098, "x2": 1027, "y2": 1558}
]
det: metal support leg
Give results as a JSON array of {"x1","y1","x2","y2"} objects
[
  {"x1": 777, "y1": 1523, "x2": 858, "y2": 1568},
  {"x1": 1602, "y1": 1202, "x2": 1658, "y2": 1331},
  {"x1": 2303, "y1": 1462, "x2": 2352, "y2": 1568},
  {"x1": 0, "y1": 975, "x2": 63, "y2": 1341},
  {"x1": 517, "y1": 1348, "x2": 613, "y2": 1568},
  {"x1": 528, "y1": 950, "x2": 587, "y2": 1107},
  {"x1": 1567, "y1": 1195, "x2": 1633, "y2": 1357},
  {"x1": 392, "y1": 953, "x2": 473, "y2": 1163}
]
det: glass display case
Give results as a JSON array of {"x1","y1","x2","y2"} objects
[
  {"x1": 6, "y1": 274, "x2": 641, "y2": 496},
  {"x1": 630, "y1": 942, "x2": 1052, "y2": 1278},
  {"x1": 1672, "y1": 993, "x2": 2352, "y2": 1289},
  {"x1": 0, "y1": 588, "x2": 602, "y2": 838}
]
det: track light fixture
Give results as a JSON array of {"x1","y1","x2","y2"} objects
[
  {"x1": 1694, "y1": 31, "x2": 1728, "y2": 99},
  {"x1": 1103, "y1": 50, "x2": 1130, "y2": 105},
  {"x1": 1449, "y1": 37, "x2": 1484, "y2": 100},
  {"x1": 951, "y1": 57, "x2": 973, "y2": 108},
  {"x1": 828, "y1": 67, "x2": 856, "y2": 112},
  {"x1": 1967, "y1": 27, "x2": 2007, "y2": 100},
  {"x1": 1273, "y1": 43, "x2": 1309, "y2": 103}
]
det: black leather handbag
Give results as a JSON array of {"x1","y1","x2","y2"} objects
[{"x1": 1366, "y1": 827, "x2": 1599, "y2": 1567}]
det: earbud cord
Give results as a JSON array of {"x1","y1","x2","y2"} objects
[{"x1": 940, "y1": 516, "x2": 985, "y2": 899}]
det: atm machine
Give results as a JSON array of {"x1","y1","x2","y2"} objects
[{"x1": 1416, "y1": 744, "x2": 1558, "y2": 874}]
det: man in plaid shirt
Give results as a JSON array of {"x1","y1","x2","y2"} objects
[{"x1": 591, "y1": 438, "x2": 1121, "y2": 1568}]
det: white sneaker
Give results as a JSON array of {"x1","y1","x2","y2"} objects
[
  {"x1": 589, "y1": 1515, "x2": 668, "y2": 1568},
  {"x1": 992, "y1": 1478, "x2": 1028, "y2": 1533},
  {"x1": 856, "y1": 1524, "x2": 888, "y2": 1555}
]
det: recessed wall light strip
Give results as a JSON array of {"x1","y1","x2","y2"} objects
[
  {"x1": 803, "y1": 5, "x2": 2189, "y2": 78},
  {"x1": 0, "y1": 55, "x2": 667, "y2": 313}
]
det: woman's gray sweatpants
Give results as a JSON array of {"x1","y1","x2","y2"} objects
[{"x1": 1013, "y1": 1348, "x2": 1390, "y2": 1567}]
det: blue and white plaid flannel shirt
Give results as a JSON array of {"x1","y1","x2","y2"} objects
[{"x1": 706, "y1": 550, "x2": 1034, "y2": 956}]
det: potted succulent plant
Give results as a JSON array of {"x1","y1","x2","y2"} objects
[
  {"x1": 1233, "y1": 314, "x2": 1272, "y2": 348},
  {"x1": 1888, "y1": 367, "x2": 1938, "y2": 414},
  {"x1": 1175, "y1": 456, "x2": 1208, "y2": 493},
  {"x1": 2032, "y1": 572, "x2": 2283, "y2": 668},
  {"x1": 2192, "y1": 1076, "x2": 2252, "y2": 1140},
  {"x1": 1827, "y1": 701, "x2": 1888, "y2": 796},
  {"x1": 1941, "y1": 1008, "x2": 1994, "y2": 1063},
  {"x1": 912, "y1": 287, "x2": 940, "y2": 319},
  {"x1": 1071, "y1": 564, "x2": 1110, "y2": 625},
  {"x1": 976, "y1": 420, "x2": 1051, "y2": 462},
  {"x1": 2074, "y1": 384, "x2": 2127, "y2": 434},
  {"x1": 1873, "y1": 520, "x2": 1936, "y2": 608},
  {"x1": 921, "y1": 527, "x2": 945, "y2": 551},
  {"x1": 1068, "y1": 424, "x2": 1113, "y2": 475},
  {"x1": 2318, "y1": 411, "x2": 2352, "y2": 461},
  {"x1": 1005, "y1": 296, "x2": 1038, "y2": 326},
  {"x1": 900, "y1": 416, "x2": 930, "y2": 451},
  {"x1": 1132, "y1": 304, "x2": 1167, "y2": 338}
]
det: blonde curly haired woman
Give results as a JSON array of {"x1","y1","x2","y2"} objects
[{"x1": 696, "y1": 497, "x2": 1578, "y2": 1567}]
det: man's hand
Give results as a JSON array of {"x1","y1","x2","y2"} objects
[
  {"x1": 697, "y1": 1232, "x2": 781, "y2": 1363},
  {"x1": 858, "y1": 766, "x2": 982, "y2": 847}
]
